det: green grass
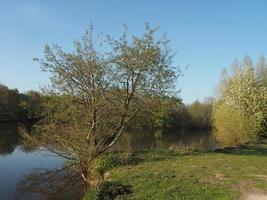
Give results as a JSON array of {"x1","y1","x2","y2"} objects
[{"x1": 85, "y1": 142, "x2": 267, "y2": 199}]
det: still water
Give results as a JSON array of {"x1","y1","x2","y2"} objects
[
  {"x1": 0, "y1": 124, "x2": 61, "y2": 200},
  {"x1": 0, "y1": 123, "x2": 215, "y2": 199}
]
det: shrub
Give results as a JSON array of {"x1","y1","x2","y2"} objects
[
  {"x1": 93, "y1": 154, "x2": 122, "y2": 178},
  {"x1": 83, "y1": 181, "x2": 132, "y2": 200},
  {"x1": 82, "y1": 190, "x2": 98, "y2": 200},
  {"x1": 213, "y1": 105, "x2": 256, "y2": 147},
  {"x1": 93, "y1": 152, "x2": 140, "y2": 178},
  {"x1": 169, "y1": 145, "x2": 203, "y2": 155}
]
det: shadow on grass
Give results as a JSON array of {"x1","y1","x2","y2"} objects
[
  {"x1": 102, "y1": 148, "x2": 202, "y2": 166},
  {"x1": 213, "y1": 145, "x2": 267, "y2": 156},
  {"x1": 83, "y1": 181, "x2": 133, "y2": 200},
  {"x1": 99, "y1": 149, "x2": 177, "y2": 168}
]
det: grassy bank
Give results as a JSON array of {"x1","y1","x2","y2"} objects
[{"x1": 84, "y1": 142, "x2": 267, "y2": 200}]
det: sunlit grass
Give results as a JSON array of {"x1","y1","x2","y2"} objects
[{"x1": 96, "y1": 143, "x2": 267, "y2": 199}]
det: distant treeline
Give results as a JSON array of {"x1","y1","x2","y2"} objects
[
  {"x1": 0, "y1": 84, "x2": 42, "y2": 122},
  {"x1": 0, "y1": 84, "x2": 213, "y2": 132},
  {"x1": 129, "y1": 96, "x2": 213, "y2": 134}
]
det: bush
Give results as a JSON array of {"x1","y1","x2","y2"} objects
[
  {"x1": 93, "y1": 154, "x2": 122, "y2": 178},
  {"x1": 83, "y1": 181, "x2": 132, "y2": 200},
  {"x1": 82, "y1": 189, "x2": 98, "y2": 200},
  {"x1": 213, "y1": 105, "x2": 256, "y2": 147},
  {"x1": 169, "y1": 146, "x2": 203, "y2": 155},
  {"x1": 93, "y1": 152, "x2": 140, "y2": 178}
]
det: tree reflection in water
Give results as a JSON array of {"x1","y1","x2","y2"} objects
[
  {"x1": 0, "y1": 123, "x2": 19, "y2": 155},
  {"x1": 16, "y1": 166, "x2": 84, "y2": 200},
  {"x1": 112, "y1": 130, "x2": 216, "y2": 152},
  {"x1": 0, "y1": 123, "x2": 215, "y2": 199},
  {"x1": 0, "y1": 123, "x2": 37, "y2": 156}
]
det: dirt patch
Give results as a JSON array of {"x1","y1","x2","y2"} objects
[
  {"x1": 253, "y1": 175, "x2": 267, "y2": 181},
  {"x1": 234, "y1": 180, "x2": 254, "y2": 192},
  {"x1": 237, "y1": 174, "x2": 267, "y2": 199},
  {"x1": 215, "y1": 172, "x2": 226, "y2": 181},
  {"x1": 235, "y1": 180, "x2": 267, "y2": 199},
  {"x1": 239, "y1": 190, "x2": 267, "y2": 200}
]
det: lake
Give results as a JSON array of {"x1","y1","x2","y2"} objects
[{"x1": 0, "y1": 123, "x2": 215, "y2": 199}]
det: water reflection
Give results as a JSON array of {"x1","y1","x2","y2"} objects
[
  {"x1": 112, "y1": 130, "x2": 216, "y2": 152},
  {"x1": 16, "y1": 168, "x2": 83, "y2": 200},
  {"x1": 0, "y1": 123, "x2": 61, "y2": 200},
  {"x1": 0, "y1": 123, "x2": 19, "y2": 155},
  {"x1": 0, "y1": 123, "x2": 215, "y2": 155},
  {"x1": 0, "y1": 123, "x2": 215, "y2": 199}
]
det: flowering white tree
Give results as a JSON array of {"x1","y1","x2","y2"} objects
[{"x1": 213, "y1": 56, "x2": 267, "y2": 146}]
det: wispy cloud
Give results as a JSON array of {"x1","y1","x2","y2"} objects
[{"x1": 17, "y1": 3, "x2": 69, "y2": 30}]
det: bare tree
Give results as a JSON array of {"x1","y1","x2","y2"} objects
[{"x1": 21, "y1": 24, "x2": 180, "y2": 187}]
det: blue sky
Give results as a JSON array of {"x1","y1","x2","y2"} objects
[{"x1": 0, "y1": 0, "x2": 267, "y2": 103}]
